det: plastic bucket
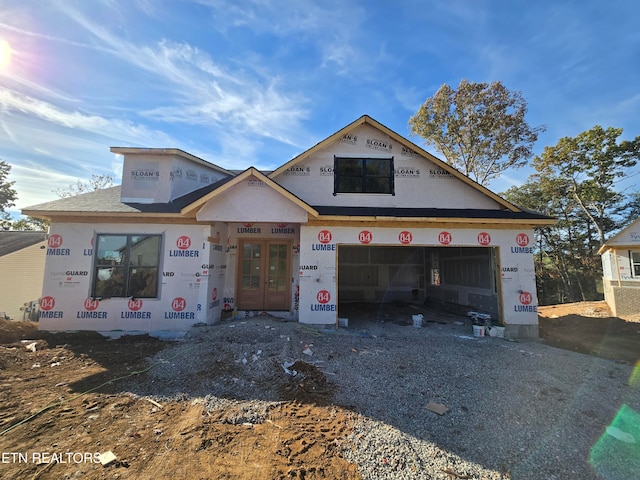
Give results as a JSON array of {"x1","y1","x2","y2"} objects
[
  {"x1": 492, "y1": 326, "x2": 505, "y2": 338},
  {"x1": 472, "y1": 325, "x2": 485, "y2": 337},
  {"x1": 412, "y1": 314, "x2": 423, "y2": 328}
]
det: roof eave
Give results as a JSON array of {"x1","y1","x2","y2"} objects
[
  {"x1": 307, "y1": 214, "x2": 555, "y2": 226},
  {"x1": 21, "y1": 209, "x2": 185, "y2": 220},
  {"x1": 110, "y1": 147, "x2": 235, "y2": 177},
  {"x1": 598, "y1": 243, "x2": 639, "y2": 255}
]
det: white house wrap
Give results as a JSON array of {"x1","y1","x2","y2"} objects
[
  {"x1": 24, "y1": 116, "x2": 553, "y2": 338},
  {"x1": 599, "y1": 218, "x2": 640, "y2": 316}
]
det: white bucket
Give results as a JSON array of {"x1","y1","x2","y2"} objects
[
  {"x1": 412, "y1": 314, "x2": 423, "y2": 328},
  {"x1": 488, "y1": 326, "x2": 505, "y2": 338},
  {"x1": 472, "y1": 325, "x2": 485, "y2": 337}
]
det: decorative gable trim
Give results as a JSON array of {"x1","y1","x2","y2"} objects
[{"x1": 180, "y1": 167, "x2": 319, "y2": 217}]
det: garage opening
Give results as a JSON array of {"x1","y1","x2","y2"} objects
[{"x1": 337, "y1": 245, "x2": 499, "y2": 321}]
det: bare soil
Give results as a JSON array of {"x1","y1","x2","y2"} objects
[
  {"x1": 0, "y1": 321, "x2": 359, "y2": 480},
  {"x1": 0, "y1": 301, "x2": 638, "y2": 479},
  {"x1": 538, "y1": 301, "x2": 640, "y2": 363}
]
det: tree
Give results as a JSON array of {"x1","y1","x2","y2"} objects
[
  {"x1": 55, "y1": 174, "x2": 115, "y2": 198},
  {"x1": 533, "y1": 126, "x2": 640, "y2": 245},
  {"x1": 11, "y1": 217, "x2": 49, "y2": 231},
  {"x1": 409, "y1": 79, "x2": 545, "y2": 185},
  {"x1": 503, "y1": 125, "x2": 640, "y2": 304},
  {"x1": 503, "y1": 175, "x2": 602, "y2": 304},
  {"x1": 623, "y1": 192, "x2": 640, "y2": 225},
  {"x1": 0, "y1": 160, "x2": 18, "y2": 223}
]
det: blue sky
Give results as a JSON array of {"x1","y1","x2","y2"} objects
[{"x1": 1, "y1": 0, "x2": 639, "y2": 217}]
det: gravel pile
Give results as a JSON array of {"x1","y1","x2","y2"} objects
[{"x1": 124, "y1": 311, "x2": 640, "y2": 480}]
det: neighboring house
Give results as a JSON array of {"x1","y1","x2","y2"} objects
[
  {"x1": 0, "y1": 231, "x2": 47, "y2": 321},
  {"x1": 599, "y1": 218, "x2": 640, "y2": 316},
  {"x1": 23, "y1": 115, "x2": 553, "y2": 338}
]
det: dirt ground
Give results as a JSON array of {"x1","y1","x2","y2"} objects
[
  {"x1": 0, "y1": 301, "x2": 638, "y2": 480},
  {"x1": 538, "y1": 301, "x2": 640, "y2": 363}
]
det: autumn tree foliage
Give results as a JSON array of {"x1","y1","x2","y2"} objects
[
  {"x1": 409, "y1": 79, "x2": 545, "y2": 185},
  {"x1": 503, "y1": 126, "x2": 640, "y2": 304}
]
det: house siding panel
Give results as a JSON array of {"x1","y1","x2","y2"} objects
[{"x1": 0, "y1": 242, "x2": 46, "y2": 321}]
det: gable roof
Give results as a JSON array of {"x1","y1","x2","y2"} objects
[
  {"x1": 180, "y1": 167, "x2": 319, "y2": 217},
  {"x1": 598, "y1": 217, "x2": 640, "y2": 254},
  {"x1": 22, "y1": 169, "x2": 318, "y2": 222},
  {"x1": 22, "y1": 115, "x2": 554, "y2": 226},
  {"x1": 269, "y1": 115, "x2": 524, "y2": 213},
  {"x1": 0, "y1": 231, "x2": 47, "y2": 257}
]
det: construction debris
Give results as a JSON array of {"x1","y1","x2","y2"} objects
[{"x1": 426, "y1": 402, "x2": 449, "y2": 416}]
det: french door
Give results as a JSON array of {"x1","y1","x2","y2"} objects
[{"x1": 237, "y1": 239, "x2": 291, "y2": 311}]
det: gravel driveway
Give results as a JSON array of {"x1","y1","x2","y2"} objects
[{"x1": 125, "y1": 311, "x2": 640, "y2": 480}]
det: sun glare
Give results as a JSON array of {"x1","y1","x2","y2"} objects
[{"x1": 0, "y1": 39, "x2": 12, "y2": 70}]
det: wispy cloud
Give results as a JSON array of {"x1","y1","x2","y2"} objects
[
  {"x1": 138, "y1": 42, "x2": 309, "y2": 146},
  {"x1": 55, "y1": 3, "x2": 311, "y2": 145},
  {"x1": 0, "y1": 21, "x2": 110, "y2": 53},
  {"x1": 0, "y1": 88, "x2": 177, "y2": 146},
  {"x1": 8, "y1": 162, "x2": 95, "y2": 210},
  {"x1": 194, "y1": 0, "x2": 368, "y2": 71}
]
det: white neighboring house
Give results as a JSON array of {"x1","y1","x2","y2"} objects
[
  {"x1": 0, "y1": 231, "x2": 47, "y2": 321},
  {"x1": 23, "y1": 115, "x2": 554, "y2": 338},
  {"x1": 599, "y1": 218, "x2": 640, "y2": 316}
]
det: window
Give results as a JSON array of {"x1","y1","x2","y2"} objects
[
  {"x1": 632, "y1": 251, "x2": 640, "y2": 277},
  {"x1": 334, "y1": 156, "x2": 394, "y2": 194},
  {"x1": 92, "y1": 234, "x2": 162, "y2": 298}
]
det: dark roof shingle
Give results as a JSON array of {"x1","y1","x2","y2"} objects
[
  {"x1": 311, "y1": 206, "x2": 552, "y2": 220},
  {"x1": 0, "y1": 231, "x2": 47, "y2": 257},
  {"x1": 22, "y1": 177, "x2": 237, "y2": 215}
]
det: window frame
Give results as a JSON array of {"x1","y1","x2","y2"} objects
[
  {"x1": 333, "y1": 156, "x2": 395, "y2": 195},
  {"x1": 91, "y1": 233, "x2": 163, "y2": 299},
  {"x1": 631, "y1": 250, "x2": 640, "y2": 277}
]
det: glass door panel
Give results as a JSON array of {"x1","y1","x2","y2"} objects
[{"x1": 237, "y1": 239, "x2": 290, "y2": 311}]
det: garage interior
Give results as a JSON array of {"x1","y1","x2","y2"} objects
[{"x1": 337, "y1": 245, "x2": 499, "y2": 324}]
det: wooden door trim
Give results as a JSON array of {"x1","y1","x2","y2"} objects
[{"x1": 236, "y1": 238, "x2": 292, "y2": 311}]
